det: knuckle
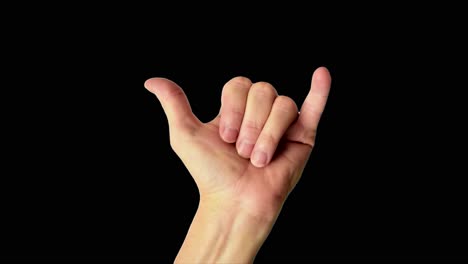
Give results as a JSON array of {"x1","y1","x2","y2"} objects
[
  {"x1": 228, "y1": 107, "x2": 244, "y2": 120},
  {"x1": 162, "y1": 86, "x2": 185, "y2": 102},
  {"x1": 242, "y1": 119, "x2": 263, "y2": 132},
  {"x1": 222, "y1": 77, "x2": 251, "y2": 104},
  {"x1": 274, "y1": 96, "x2": 298, "y2": 113},
  {"x1": 292, "y1": 120, "x2": 316, "y2": 147},
  {"x1": 301, "y1": 126, "x2": 317, "y2": 147},
  {"x1": 222, "y1": 107, "x2": 244, "y2": 125},
  {"x1": 260, "y1": 132, "x2": 278, "y2": 147},
  {"x1": 229, "y1": 108, "x2": 244, "y2": 120},
  {"x1": 251, "y1": 81, "x2": 277, "y2": 98},
  {"x1": 226, "y1": 76, "x2": 252, "y2": 89},
  {"x1": 303, "y1": 131, "x2": 316, "y2": 147}
]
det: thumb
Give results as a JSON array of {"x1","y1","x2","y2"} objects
[{"x1": 144, "y1": 78, "x2": 200, "y2": 131}]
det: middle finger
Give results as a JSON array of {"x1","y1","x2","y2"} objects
[{"x1": 236, "y1": 82, "x2": 277, "y2": 158}]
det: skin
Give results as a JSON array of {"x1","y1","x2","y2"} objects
[{"x1": 144, "y1": 67, "x2": 331, "y2": 263}]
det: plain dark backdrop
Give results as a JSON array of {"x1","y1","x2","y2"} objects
[{"x1": 2, "y1": 4, "x2": 466, "y2": 262}]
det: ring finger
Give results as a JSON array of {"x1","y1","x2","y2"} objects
[{"x1": 251, "y1": 96, "x2": 298, "y2": 167}]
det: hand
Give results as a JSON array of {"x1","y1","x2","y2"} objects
[{"x1": 145, "y1": 67, "x2": 331, "y2": 263}]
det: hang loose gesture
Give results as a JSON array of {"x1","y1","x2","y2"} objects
[{"x1": 144, "y1": 67, "x2": 331, "y2": 263}]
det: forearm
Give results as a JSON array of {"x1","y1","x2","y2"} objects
[{"x1": 175, "y1": 197, "x2": 276, "y2": 264}]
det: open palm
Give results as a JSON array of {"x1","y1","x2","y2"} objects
[{"x1": 145, "y1": 67, "x2": 331, "y2": 221}]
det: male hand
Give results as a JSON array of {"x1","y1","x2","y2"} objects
[{"x1": 145, "y1": 67, "x2": 331, "y2": 263}]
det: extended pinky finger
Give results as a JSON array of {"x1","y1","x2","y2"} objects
[{"x1": 251, "y1": 96, "x2": 298, "y2": 168}]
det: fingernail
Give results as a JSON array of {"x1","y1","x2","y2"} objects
[
  {"x1": 223, "y1": 127, "x2": 238, "y2": 143},
  {"x1": 238, "y1": 141, "x2": 254, "y2": 158},
  {"x1": 252, "y1": 150, "x2": 267, "y2": 167}
]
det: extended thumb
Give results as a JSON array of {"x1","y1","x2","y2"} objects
[{"x1": 144, "y1": 78, "x2": 199, "y2": 130}]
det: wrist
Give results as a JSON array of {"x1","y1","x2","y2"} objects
[
  {"x1": 199, "y1": 193, "x2": 279, "y2": 229},
  {"x1": 175, "y1": 195, "x2": 276, "y2": 264}
]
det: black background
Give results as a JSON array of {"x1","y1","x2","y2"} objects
[{"x1": 2, "y1": 3, "x2": 466, "y2": 263}]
